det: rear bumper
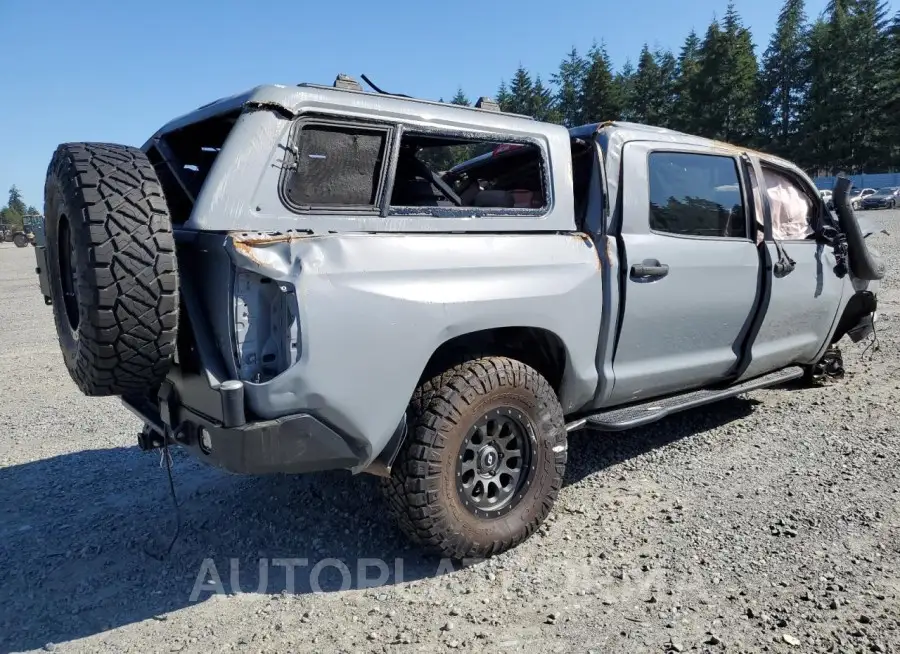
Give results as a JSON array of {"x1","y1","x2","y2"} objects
[{"x1": 123, "y1": 367, "x2": 371, "y2": 475}]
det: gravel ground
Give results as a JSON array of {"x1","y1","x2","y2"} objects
[{"x1": 1, "y1": 214, "x2": 899, "y2": 654}]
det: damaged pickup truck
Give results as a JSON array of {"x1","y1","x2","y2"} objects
[{"x1": 35, "y1": 74, "x2": 883, "y2": 559}]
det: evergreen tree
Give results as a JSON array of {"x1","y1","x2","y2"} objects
[
  {"x1": 759, "y1": 0, "x2": 809, "y2": 157},
  {"x1": 629, "y1": 45, "x2": 661, "y2": 124},
  {"x1": 851, "y1": 0, "x2": 892, "y2": 169},
  {"x1": 654, "y1": 48, "x2": 679, "y2": 127},
  {"x1": 552, "y1": 47, "x2": 588, "y2": 126},
  {"x1": 446, "y1": 0, "x2": 900, "y2": 173},
  {"x1": 530, "y1": 75, "x2": 561, "y2": 123},
  {"x1": 582, "y1": 42, "x2": 622, "y2": 123},
  {"x1": 614, "y1": 59, "x2": 636, "y2": 121},
  {"x1": 0, "y1": 185, "x2": 29, "y2": 230},
  {"x1": 800, "y1": 16, "x2": 836, "y2": 171},
  {"x1": 496, "y1": 81, "x2": 512, "y2": 112},
  {"x1": 692, "y1": 19, "x2": 726, "y2": 136},
  {"x1": 672, "y1": 30, "x2": 703, "y2": 133},
  {"x1": 508, "y1": 66, "x2": 535, "y2": 116},
  {"x1": 886, "y1": 11, "x2": 900, "y2": 167},
  {"x1": 450, "y1": 88, "x2": 470, "y2": 106},
  {"x1": 7, "y1": 186, "x2": 26, "y2": 216},
  {"x1": 693, "y1": 5, "x2": 760, "y2": 143}
]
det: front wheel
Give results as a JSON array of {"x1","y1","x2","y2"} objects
[{"x1": 381, "y1": 356, "x2": 567, "y2": 560}]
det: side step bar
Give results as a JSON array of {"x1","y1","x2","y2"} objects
[{"x1": 566, "y1": 366, "x2": 804, "y2": 432}]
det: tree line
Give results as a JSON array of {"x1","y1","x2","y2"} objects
[
  {"x1": 442, "y1": 0, "x2": 900, "y2": 176},
  {"x1": 0, "y1": 186, "x2": 40, "y2": 230}
]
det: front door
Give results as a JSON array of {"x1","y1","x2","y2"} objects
[
  {"x1": 606, "y1": 142, "x2": 762, "y2": 405},
  {"x1": 738, "y1": 158, "x2": 849, "y2": 379}
]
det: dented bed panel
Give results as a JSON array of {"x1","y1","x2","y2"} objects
[{"x1": 220, "y1": 232, "x2": 603, "y2": 467}]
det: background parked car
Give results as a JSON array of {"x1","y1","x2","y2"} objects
[
  {"x1": 820, "y1": 188, "x2": 833, "y2": 209},
  {"x1": 860, "y1": 186, "x2": 900, "y2": 210},
  {"x1": 850, "y1": 187, "x2": 877, "y2": 209}
]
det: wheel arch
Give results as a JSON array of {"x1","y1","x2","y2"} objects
[
  {"x1": 418, "y1": 326, "x2": 569, "y2": 397},
  {"x1": 367, "y1": 326, "x2": 572, "y2": 479}
]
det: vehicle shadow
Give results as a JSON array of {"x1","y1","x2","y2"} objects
[
  {"x1": 0, "y1": 397, "x2": 758, "y2": 653},
  {"x1": 0, "y1": 447, "x2": 449, "y2": 653},
  {"x1": 564, "y1": 396, "x2": 760, "y2": 487}
]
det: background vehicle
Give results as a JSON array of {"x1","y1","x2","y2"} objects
[
  {"x1": 33, "y1": 76, "x2": 884, "y2": 560},
  {"x1": 850, "y1": 187, "x2": 877, "y2": 209},
  {"x1": 819, "y1": 188, "x2": 833, "y2": 210},
  {"x1": 860, "y1": 186, "x2": 900, "y2": 209},
  {"x1": 0, "y1": 221, "x2": 31, "y2": 247}
]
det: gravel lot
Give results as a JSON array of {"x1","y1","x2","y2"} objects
[{"x1": 1, "y1": 214, "x2": 899, "y2": 654}]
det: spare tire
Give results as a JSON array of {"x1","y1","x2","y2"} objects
[
  {"x1": 44, "y1": 142, "x2": 179, "y2": 397},
  {"x1": 13, "y1": 232, "x2": 28, "y2": 248}
]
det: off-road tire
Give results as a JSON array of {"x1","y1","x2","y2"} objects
[
  {"x1": 43, "y1": 142, "x2": 179, "y2": 397},
  {"x1": 12, "y1": 232, "x2": 27, "y2": 248},
  {"x1": 381, "y1": 356, "x2": 567, "y2": 560}
]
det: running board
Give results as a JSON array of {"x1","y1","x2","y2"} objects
[{"x1": 566, "y1": 367, "x2": 804, "y2": 432}]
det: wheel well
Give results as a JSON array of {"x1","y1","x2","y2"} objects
[{"x1": 420, "y1": 327, "x2": 568, "y2": 394}]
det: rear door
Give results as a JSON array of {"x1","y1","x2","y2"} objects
[{"x1": 606, "y1": 142, "x2": 761, "y2": 404}]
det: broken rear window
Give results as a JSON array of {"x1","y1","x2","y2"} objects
[
  {"x1": 390, "y1": 134, "x2": 548, "y2": 213},
  {"x1": 283, "y1": 121, "x2": 389, "y2": 208}
]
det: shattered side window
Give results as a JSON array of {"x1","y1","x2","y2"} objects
[
  {"x1": 284, "y1": 122, "x2": 388, "y2": 208},
  {"x1": 760, "y1": 167, "x2": 815, "y2": 241},
  {"x1": 390, "y1": 134, "x2": 548, "y2": 213},
  {"x1": 648, "y1": 152, "x2": 747, "y2": 238}
]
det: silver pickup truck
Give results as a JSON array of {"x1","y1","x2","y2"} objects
[{"x1": 34, "y1": 74, "x2": 883, "y2": 560}]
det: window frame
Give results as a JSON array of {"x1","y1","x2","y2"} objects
[
  {"x1": 277, "y1": 115, "x2": 395, "y2": 215},
  {"x1": 645, "y1": 149, "x2": 752, "y2": 242},
  {"x1": 383, "y1": 123, "x2": 553, "y2": 219}
]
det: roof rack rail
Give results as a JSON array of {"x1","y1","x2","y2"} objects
[
  {"x1": 333, "y1": 74, "x2": 363, "y2": 91},
  {"x1": 475, "y1": 97, "x2": 500, "y2": 112},
  {"x1": 295, "y1": 78, "x2": 536, "y2": 120}
]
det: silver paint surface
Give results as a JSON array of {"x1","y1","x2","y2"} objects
[
  {"x1": 144, "y1": 91, "x2": 872, "y2": 469},
  {"x1": 225, "y1": 232, "x2": 602, "y2": 470}
]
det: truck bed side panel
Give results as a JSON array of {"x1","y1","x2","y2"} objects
[{"x1": 221, "y1": 232, "x2": 603, "y2": 468}]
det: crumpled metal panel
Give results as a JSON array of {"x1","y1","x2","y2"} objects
[{"x1": 223, "y1": 231, "x2": 603, "y2": 469}]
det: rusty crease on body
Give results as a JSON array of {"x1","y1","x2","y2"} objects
[{"x1": 229, "y1": 231, "x2": 315, "y2": 268}]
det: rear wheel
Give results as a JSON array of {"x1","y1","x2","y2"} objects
[
  {"x1": 381, "y1": 356, "x2": 567, "y2": 560},
  {"x1": 43, "y1": 142, "x2": 179, "y2": 396}
]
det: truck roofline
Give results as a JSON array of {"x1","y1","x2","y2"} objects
[
  {"x1": 143, "y1": 82, "x2": 537, "y2": 148},
  {"x1": 569, "y1": 120, "x2": 812, "y2": 184}
]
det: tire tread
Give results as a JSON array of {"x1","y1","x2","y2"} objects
[
  {"x1": 45, "y1": 142, "x2": 179, "y2": 396},
  {"x1": 381, "y1": 356, "x2": 567, "y2": 560}
]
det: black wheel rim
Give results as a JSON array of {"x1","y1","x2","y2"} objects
[
  {"x1": 456, "y1": 407, "x2": 534, "y2": 518},
  {"x1": 57, "y1": 215, "x2": 79, "y2": 331}
]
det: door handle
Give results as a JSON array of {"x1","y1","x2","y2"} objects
[{"x1": 631, "y1": 259, "x2": 670, "y2": 279}]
